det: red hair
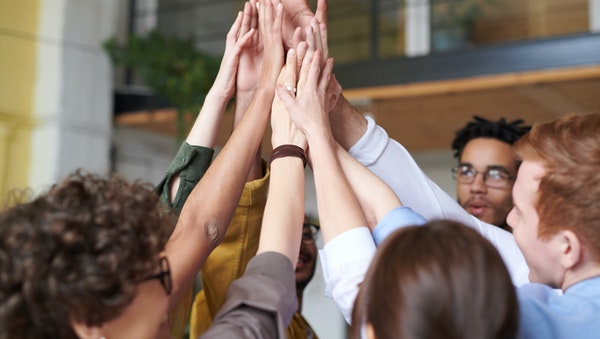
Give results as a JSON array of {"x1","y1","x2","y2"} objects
[{"x1": 514, "y1": 113, "x2": 600, "y2": 259}]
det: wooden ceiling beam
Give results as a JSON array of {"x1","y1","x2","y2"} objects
[{"x1": 342, "y1": 64, "x2": 600, "y2": 101}]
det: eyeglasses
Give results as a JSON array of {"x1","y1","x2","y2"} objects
[
  {"x1": 302, "y1": 223, "x2": 319, "y2": 245},
  {"x1": 140, "y1": 256, "x2": 172, "y2": 295},
  {"x1": 451, "y1": 164, "x2": 514, "y2": 189}
]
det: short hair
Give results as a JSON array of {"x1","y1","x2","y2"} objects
[
  {"x1": 451, "y1": 116, "x2": 531, "y2": 159},
  {"x1": 0, "y1": 170, "x2": 174, "y2": 339},
  {"x1": 513, "y1": 113, "x2": 600, "y2": 259},
  {"x1": 352, "y1": 220, "x2": 518, "y2": 339}
]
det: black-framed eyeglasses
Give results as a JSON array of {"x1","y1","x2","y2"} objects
[
  {"x1": 302, "y1": 223, "x2": 319, "y2": 245},
  {"x1": 141, "y1": 256, "x2": 172, "y2": 295},
  {"x1": 451, "y1": 164, "x2": 514, "y2": 189}
]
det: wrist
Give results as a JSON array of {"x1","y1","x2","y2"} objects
[
  {"x1": 235, "y1": 88, "x2": 257, "y2": 103},
  {"x1": 269, "y1": 144, "x2": 307, "y2": 168},
  {"x1": 205, "y1": 89, "x2": 232, "y2": 107}
]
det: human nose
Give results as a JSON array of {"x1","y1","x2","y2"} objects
[{"x1": 469, "y1": 171, "x2": 487, "y2": 193}]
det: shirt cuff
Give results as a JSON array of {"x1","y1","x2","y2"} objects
[
  {"x1": 348, "y1": 116, "x2": 389, "y2": 166},
  {"x1": 167, "y1": 142, "x2": 214, "y2": 175},
  {"x1": 319, "y1": 227, "x2": 376, "y2": 283},
  {"x1": 156, "y1": 142, "x2": 214, "y2": 214},
  {"x1": 372, "y1": 206, "x2": 427, "y2": 245}
]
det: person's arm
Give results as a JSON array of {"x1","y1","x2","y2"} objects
[
  {"x1": 164, "y1": 0, "x2": 285, "y2": 309},
  {"x1": 280, "y1": 0, "x2": 327, "y2": 49},
  {"x1": 200, "y1": 44, "x2": 306, "y2": 339},
  {"x1": 156, "y1": 5, "x2": 256, "y2": 214},
  {"x1": 158, "y1": 5, "x2": 257, "y2": 336},
  {"x1": 234, "y1": 0, "x2": 263, "y2": 182},
  {"x1": 334, "y1": 144, "x2": 400, "y2": 229},
  {"x1": 329, "y1": 99, "x2": 531, "y2": 286},
  {"x1": 191, "y1": 3, "x2": 272, "y2": 334},
  {"x1": 280, "y1": 51, "x2": 364, "y2": 244},
  {"x1": 272, "y1": 28, "x2": 375, "y2": 326}
]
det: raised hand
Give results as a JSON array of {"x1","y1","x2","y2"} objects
[
  {"x1": 183, "y1": 4, "x2": 255, "y2": 149},
  {"x1": 236, "y1": 0, "x2": 262, "y2": 96},
  {"x1": 305, "y1": 18, "x2": 329, "y2": 63},
  {"x1": 271, "y1": 48, "x2": 307, "y2": 150},
  {"x1": 210, "y1": 2, "x2": 256, "y2": 102},
  {"x1": 276, "y1": 50, "x2": 334, "y2": 140},
  {"x1": 256, "y1": 0, "x2": 285, "y2": 87},
  {"x1": 281, "y1": 0, "x2": 328, "y2": 49}
]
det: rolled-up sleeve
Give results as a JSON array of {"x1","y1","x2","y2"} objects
[
  {"x1": 156, "y1": 142, "x2": 214, "y2": 215},
  {"x1": 201, "y1": 252, "x2": 297, "y2": 338}
]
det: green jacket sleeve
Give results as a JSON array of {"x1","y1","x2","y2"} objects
[{"x1": 156, "y1": 142, "x2": 214, "y2": 215}]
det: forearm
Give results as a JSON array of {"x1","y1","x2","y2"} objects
[
  {"x1": 350, "y1": 117, "x2": 530, "y2": 286},
  {"x1": 201, "y1": 171, "x2": 269, "y2": 317},
  {"x1": 329, "y1": 93, "x2": 368, "y2": 151},
  {"x1": 234, "y1": 91, "x2": 263, "y2": 182},
  {"x1": 257, "y1": 157, "x2": 304, "y2": 265},
  {"x1": 165, "y1": 88, "x2": 274, "y2": 309},
  {"x1": 165, "y1": 90, "x2": 229, "y2": 206},
  {"x1": 335, "y1": 144, "x2": 401, "y2": 229},
  {"x1": 309, "y1": 131, "x2": 366, "y2": 243},
  {"x1": 185, "y1": 90, "x2": 231, "y2": 148},
  {"x1": 157, "y1": 143, "x2": 214, "y2": 214}
]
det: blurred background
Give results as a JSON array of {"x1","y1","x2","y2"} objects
[{"x1": 2, "y1": 0, "x2": 600, "y2": 337}]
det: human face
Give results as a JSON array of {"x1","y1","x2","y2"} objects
[
  {"x1": 457, "y1": 138, "x2": 516, "y2": 228},
  {"x1": 296, "y1": 223, "x2": 317, "y2": 287},
  {"x1": 507, "y1": 161, "x2": 564, "y2": 288},
  {"x1": 99, "y1": 259, "x2": 172, "y2": 339}
]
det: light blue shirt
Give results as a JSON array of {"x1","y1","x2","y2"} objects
[
  {"x1": 371, "y1": 206, "x2": 427, "y2": 245},
  {"x1": 518, "y1": 276, "x2": 600, "y2": 339}
]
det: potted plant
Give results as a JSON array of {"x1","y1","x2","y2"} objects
[{"x1": 104, "y1": 31, "x2": 221, "y2": 138}]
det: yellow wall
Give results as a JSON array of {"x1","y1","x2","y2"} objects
[{"x1": 0, "y1": 0, "x2": 39, "y2": 205}]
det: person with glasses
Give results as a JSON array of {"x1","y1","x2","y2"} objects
[
  {"x1": 451, "y1": 116, "x2": 531, "y2": 231},
  {"x1": 0, "y1": 1, "x2": 290, "y2": 337},
  {"x1": 204, "y1": 30, "x2": 333, "y2": 338},
  {"x1": 185, "y1": 17, "x2": 335, "y2": 339},
  {"x1": 297, "y1": 220, "x2": 319, "y2": 309},
  {"x1": 0, "y1": 171, "x2": 176, "y2": 339}
]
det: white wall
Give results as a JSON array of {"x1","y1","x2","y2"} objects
[
  {"x1": 591, "y1": 0, "x2": 600, "y2": 32},
  {"x1": 112, "y1": 126, "x2": 176, "y2": 184},
  {"x1": 30, "y1": 0, "x2": 120, "y2": 191}
]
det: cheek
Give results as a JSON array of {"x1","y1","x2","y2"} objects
[
  {"x1": 506, "y1": 208, "x2": 516, "y2": 227},
  {"x1": 456, "y1": 184, "x2": 469, "y2": 201},
  {"x1": 489, "y1": 189, "x2": 513, "y2": 206}
]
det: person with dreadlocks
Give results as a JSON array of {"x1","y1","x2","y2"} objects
[{"x1": 451, "y1": 116, "x2": 531, "y2": 231}]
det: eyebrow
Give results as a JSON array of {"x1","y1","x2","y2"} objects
[
  {"x1": 486, "y1": 165, "x2": 511, "y2": 174},
  {"x1": 459, "y1": 163, "x2": 511, "y2": 173}
]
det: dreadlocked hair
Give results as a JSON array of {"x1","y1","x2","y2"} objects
[{"x1": 451, "y1": 116, "x2": 531, "y2": 158}]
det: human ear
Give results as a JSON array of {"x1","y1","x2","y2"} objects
[
  {"x1": 366, "y1": 322, "x2": 377, "y2": 339},
  {"x1": 558, "y1": 230, "x2": 582, "y2": 270},
  {"x1": 70, "y1": 318, "x2": 104, "y2": 339}
]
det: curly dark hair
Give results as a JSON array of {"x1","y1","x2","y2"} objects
[
  {"x1": 0, "y1": 170, "x2": 174, "y2": 339},
  {"x1": 451, "y1": 116, "x2": 531, "y2": 159}
]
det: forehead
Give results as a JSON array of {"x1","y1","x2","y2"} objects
[
  {"x1": 461, "y1": 138, "x2": 516, "y2": 169},
  {"x1": 513, "y1": 161, "x2": 545, "y2": 206}
]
